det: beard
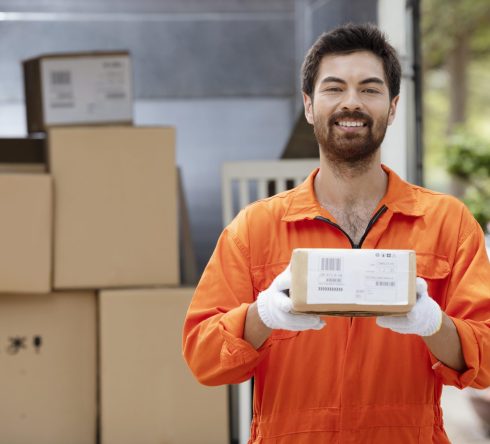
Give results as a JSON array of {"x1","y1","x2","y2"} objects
[{"x1": 313, "y1": 110, "x2": 389, "y2": 169}]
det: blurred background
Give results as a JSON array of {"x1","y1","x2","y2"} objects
[
  {"x1": 0, "y1": 0, "x2": 488, "y2": 443},
  {"x1": 422, "y1": 2, "x2": 490, "y2": 441},
  {"x1": 422, "y1": 0, "x2": 490, "y2": 238}
]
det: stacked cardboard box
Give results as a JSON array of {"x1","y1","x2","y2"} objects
[
  {"x1": 99, "y1": 287, "x2": 228, "y2": 444},
  {"x1": 48, "y1": 125, "x2": 179, "y2": 289},
  {"x1": 0, "y1": 291, "x2": 97, "y2": 444},
  {"x1": 0, "y1": 172, "x2": 51, "y2": 293},
  {"x1": 23, "y1": 51, "x2": 133, "y2": 133},
  {"x1": 0, "y1": 52, "x2": 228, "y2": 444}
]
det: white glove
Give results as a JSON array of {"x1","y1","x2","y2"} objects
[
  {"x1": 257, "y1": 265, "x2": 325, "y2": 331},
  {"x1": 376, "y1": 277, "x2": 442, "y2": 336}
]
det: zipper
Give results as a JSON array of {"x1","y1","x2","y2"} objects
[
  {"x1": 356, "y1": 205, "x2": 388, "y2": 248},
  {"x1": 314, "y1": 204, "x2": 389, "y2": 418},
  {"x1": 315, "y1": 204, "x2": 388, "y2": 326},
  {"x1": 315, "y1": 205, "x2": 388, "y2": 249}
]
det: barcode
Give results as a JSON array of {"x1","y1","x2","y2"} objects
[
  {"x1": 320, "y1": 257, "x2": 341, "y2": 271},
  {"x1": 50, "y1": 70, "x2": 71, "y2": 86},
  {"x1": 376, "y1": 281, "x2": 395, "y2": 287},
  {"x1": 318, "y1": 286, "x2": 343, "y2": 292}
]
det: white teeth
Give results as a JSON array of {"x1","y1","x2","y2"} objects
[{"x1": 338, "y1": 121, "x2": 364, "y2": 127}]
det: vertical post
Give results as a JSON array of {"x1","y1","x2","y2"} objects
[{"x1": 238, "y1": 380, "x2": 252, "y2": 444}]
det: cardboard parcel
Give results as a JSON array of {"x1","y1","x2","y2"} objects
[
  {"x1": 291, "y1": 248, "x2": 416, "y2": 316},
  {"x1": 99, "y1": 287, "x2": 228, "y2": 444},
  {"x1": 0, "y1": 291, "x2": 97, "y2": 444},
  {"x1": 0, "y1": 173, "x2": 52, "y2": 293},
  {"x1": 48, "y1": 126, "x2": 179, "y2": 289},
  {"x1": 23, "y1": 51, "x2": 133, "y2": 133}
]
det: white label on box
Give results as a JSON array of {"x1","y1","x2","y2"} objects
[
  {"x1": 306, "y1": 250, "x2": 410, "y2": 305},
  {"x1": 41, "y1": 55, "x2": 132, "y2": 125}
]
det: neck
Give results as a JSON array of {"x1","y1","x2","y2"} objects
[{"x1": 314, "y1": 152, "x2": 388, "y2": 210}]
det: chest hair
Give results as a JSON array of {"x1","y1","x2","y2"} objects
[{"x1": 322, "y1": 202, "x2": 377, "y2": 246}]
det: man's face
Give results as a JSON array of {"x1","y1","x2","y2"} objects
[{"x1": 303, "y1": 51, "x2": 399, "y2": 166}]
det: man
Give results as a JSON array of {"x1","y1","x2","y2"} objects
[{"x1": 183, "y1": 23, "x2": 490, "y2": 443}]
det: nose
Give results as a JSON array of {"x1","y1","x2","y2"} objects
[{"x1": 340, "y1": 89, "x2": 362, "y2": 111}]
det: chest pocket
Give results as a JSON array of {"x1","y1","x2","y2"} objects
[
  {"x1": 416, "y1": 252, "x2": 451, "y2": 308},
  {"x1": 251, "y1": 261, "x2": 299, "y2": 340}
]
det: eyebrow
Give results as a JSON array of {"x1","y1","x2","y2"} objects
[
  {"x1": 359, "y1": 77, "x2": 385, "y2": 85},
  {"x1": 319, "y1": 76, "x2": 346, "y2": 85},
  {"x1": 319, "y1": 76, "x2": 385, "y2": 86}
]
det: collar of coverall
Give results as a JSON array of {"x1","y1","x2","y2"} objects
[{"x1": 281, "y1": 164, "x2": 426, "y2": 223}]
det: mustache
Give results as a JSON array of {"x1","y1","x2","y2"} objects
[{"x1": 327, "y1": 110, "x2": 373, "y2": 127}]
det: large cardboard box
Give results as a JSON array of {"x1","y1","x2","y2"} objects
[
  {"x1": 99, "y1": 287, "x2": 229, "y2": 444},
  {"x1": 291, "y1": 248, "x2": 416, "y2": 315},
  {"x1": 48, "y1": 126, "x2": 179, "y2": 289},
  {"x1": 0, "y1": 291, "x2": 97, "y2": 444},
  {"x1": 0, "y1": 174, "x2": 52, "y2": 293},
  {"x1": 23, "y1": 51, "x2": 133, "y2": 133}
]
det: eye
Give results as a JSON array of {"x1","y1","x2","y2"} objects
[
  {"x1": 324, "y1": 87, "x2": 342, "y2": 93},
  {"x1": 363, "y1": 88, "x2": 380, "y2": 94}
]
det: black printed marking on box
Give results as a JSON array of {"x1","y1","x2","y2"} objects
[
  {"x1": 50, "y1": 102, "x2": 75, "y2": 108},
  {"x1": 50, "y1": 70, "x2": 71, "y2": 86},
  {"x1": 375, "y1": 281, "x2": 396, "y2": 287},
  {"x1": 320, "y1": 257, "x2": 341, "y2": 272}
]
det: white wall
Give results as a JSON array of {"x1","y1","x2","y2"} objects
[
  {"x1": 378, "y1": 0, "x2": 415, "y2": 181},
  {"x1": 135, "y1": 98, "x2": 294, "y2": 270}
]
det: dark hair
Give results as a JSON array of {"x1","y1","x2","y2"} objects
[{"x1": 301, "y1": 23, "x2": 401, "y2": 99}]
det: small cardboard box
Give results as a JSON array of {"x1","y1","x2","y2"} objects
[
  {"x1": 48, "y1": 126, "x2": 179, "y2": 289},
  {"x1": 0, "y1": 291, "x2": 97, "y2": 444},
  {"x1": 0, "y1": 174, "x2": 52, "y2": 293},
  {"x1": 291, "y1": 248, "x2": 416, "y2": 316},
  {"x1": 99, "y1": 287, "x2": 229, "y2": 444},
  {"x1": 23, "y1": 51, "x2": 133, "y2": 133}
]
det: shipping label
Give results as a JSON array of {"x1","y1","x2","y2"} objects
[
  {"x1": 41, "y1": 55, "x2": 132, "y2": 124},
  {"x1": 306, "y1": 250, "x2": 410, "y2": 304}
]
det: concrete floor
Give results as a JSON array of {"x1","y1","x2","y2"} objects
[{"x1": 442, "y1": 386, "x2": 490, "y2": 443}]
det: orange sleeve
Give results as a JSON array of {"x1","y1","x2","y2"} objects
[
  {"x1": 431, "y1": 215, "x2": 490, "y2": 389},
  {"x1": 182, "y1": 216, "x2": 272, "y2": 386}
]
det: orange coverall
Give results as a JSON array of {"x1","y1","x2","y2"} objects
[{"x1": 183, "y1": 166, "x2": 490, "y2": 443}]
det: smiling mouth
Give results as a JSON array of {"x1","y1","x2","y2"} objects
[{"x1": 334, "y1": 120, "x2": 367, "y2": 128}]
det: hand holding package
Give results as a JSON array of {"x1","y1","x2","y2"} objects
[
  {"x1": 376, "y1": 277, "x2": 442, "y2": 336},
  {"x1": 257, "y1": 265, "x2": 325, "y2": 331}
]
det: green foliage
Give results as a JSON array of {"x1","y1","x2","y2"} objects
[
  {"x1": 446, "y1": 131, "x2": 490, "y2": 232},
  {"x1": 422, "y1": 0, "x2": 490, "y2": 69},
  {"x1": 422, "y1": 0, "x2": 490, "y2": 232},
  {"x1": 423, "y1": 70, "x2": 451, "y2": 192}
]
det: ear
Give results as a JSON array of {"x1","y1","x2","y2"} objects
[
  {"x1": 302, "y1": 92, "x2": 314, "y2": 125},
  {"x1": 387, "y1": 95, "x2": 399, "y2": 126}
]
